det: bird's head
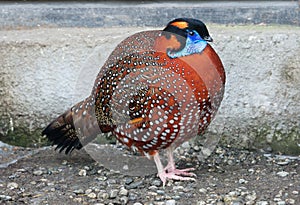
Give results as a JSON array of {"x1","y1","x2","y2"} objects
[{"x1": 160, "y1": 18, "x2": 213, "y2": 59}]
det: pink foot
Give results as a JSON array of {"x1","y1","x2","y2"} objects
[
  {"x1": 165, "y1": 167, "x2": 196, "y2": 177},
  {"x1": 153, "y1": 149, "x2": 197, "y2": 187},
  {"x1": 158, "y1": 169, "x2": 196, "y2": 187}
]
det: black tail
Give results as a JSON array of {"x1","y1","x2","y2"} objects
[{"x1": 42, "y1": 97, "x2": 101, "y2": 154}]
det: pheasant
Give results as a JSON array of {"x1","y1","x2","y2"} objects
[{"x1": 42, "y1": 18, "x2": 226, "y2": 186}]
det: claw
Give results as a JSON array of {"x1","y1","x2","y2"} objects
[{"x1": 153, "y1": 148, "x2": 196, "y2": 187}]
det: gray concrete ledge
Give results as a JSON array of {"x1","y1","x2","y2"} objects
[{"x1": 0, "y1": 1, "x2": 299, "y2": 29}]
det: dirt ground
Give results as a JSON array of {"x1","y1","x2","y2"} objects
[{"x1": 0, "y1": 142, "x2": 299, "y2": 205}]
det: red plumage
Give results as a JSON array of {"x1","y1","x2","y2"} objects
[{"x1": 42, "y1": 18, "x2": 225, "y2": 186}]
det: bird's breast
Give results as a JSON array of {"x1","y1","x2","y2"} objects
[{"x1": 93, "y1": 30, "x2": 225, "y2": 154}]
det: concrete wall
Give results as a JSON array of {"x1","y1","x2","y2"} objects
[{"x1": 0, "y1": 2, "x2": 299, "y2": 154}]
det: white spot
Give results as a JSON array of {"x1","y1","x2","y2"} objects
[{"x1": 123, "y1": 138, "x2": 129, "y2": 143}]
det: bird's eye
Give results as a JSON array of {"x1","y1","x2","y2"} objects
[{"x1": 188, "y1": 31, "x2": 195, "y2": 36}]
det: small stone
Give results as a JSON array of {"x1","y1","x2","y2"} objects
[
  {"x1": 133, "y1": 203, "x2": 143, "y2": 205},
  {"x1": 119, "y1": 188, "x2": 128, "y2": 196},
  {"x1": 286, "y1": 199, "x2": 295, "y2": 204},
  {"x1": 109, "y1": 189, "x2": 118, "y2": 199},
  {"x1": 166, "y1": 199, "x2": 176, "y2": 205},
  {"x1": 125, "y1": 177, "x2": 133, "y2": 185},
  {"x1": 85, "y1": 189, "x2": 92, "y2": 194},
  {"x1": 73, "y1": 189, "x2": 85, "y2": 194},
  {"x1": 40, "y1": 178, "x2": 48, "y2": 182},
  {"x1": 292, "y1": 191, "x2": 298, "y2": 195},
  {"x1": 99, "y1": 192, "x2": 109, "y2": 200},
  {"x1": 181, "y1": 142, "x2": 190, "y2": 149},
  {"x1": 193, "y1": 145, "x2": 200, "y2": 151},
  {"x1": 128, "y1": 193, "x2": 138, "y2": 201},
  {"x1": 173, "y1": 195, "x2": 181, "y2": 200},
  {"x1": 256, "y1": 201, "x2": 268, "y2": 205},
  {"x1": 0, "y1": 194, "x2": 12, "y2": 201},
  {"x1": 151, "y1": 179, "x2": 162, "y2": 187},
  {"x1": 148, "y1": 185, "x2": 158, "y2": 190},
  {"x1": 122, "y1": 165, "x2": 129, "y2": 170},
  {"x1": 277, "y1": 201, "x2": 285, "y2": 205},
  {"x1": 245, "y1": 193, "x2": 257, "y2": 202},
  {"x1": 61, "y1": 160, "x2": 68, "y2": 165},
  {"x1": 33, "y1": 170, "x2": 43, "y2": 176},
  {"x1": 78, "y1": 169, "x2": 87, "y2": 176},
  {"x1": 120, "y1": 196, "x2": 129, "y2": 204},
  {"x1": 199, "y1": 188, "x2": 207, "y2": 194},
  {"x1": 73, "y1": 197, "x2": 82, "y2": 203},
  {"x1": 126, "y1": 180, "x2": 143, "y2": 189},
  {"x1": 87, "y1": 192, "x2": 97, "y2": 199},
  {"x1": 7, "y1": 182, "x2": 19, "y2": 189},
  {"x1": 83, "y1": 166, "x2": 90, "y2": 170},
  {"x1": 239, "y1": 179, "x2": 247, "y2": 184},
  {"x1": 276, "y1": 171, "x2": 289, "y2": 177},
  {"x1": 248, "y1": 168, "x2": 255, "y2": 173},
  {"x1": 276, "y1": 160, "x2": 290, "y2": 166},
  {"x1": 197, "y1": 201, "x2": 206, "y2": 205},
  {"x1": 274, "y1": 198, "x2": 281, "y2": 202},
  {"x1": 156, "y1": 190, "x2": 165, "y2": 195},
  {"x1": 30, "y1": 181, "x2": 37, "y2": 185}
]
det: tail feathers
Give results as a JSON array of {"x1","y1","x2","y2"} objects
[
  {"x1": 42, "y1": 109, "x2": 83, "y2": 154},
  {"x1": 42, "y1": 97, "x2": 104, "y2": 154}
]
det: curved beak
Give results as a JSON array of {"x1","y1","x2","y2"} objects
[{"x1": 204, "y1": 36, "x2": 213, "y2": 42}]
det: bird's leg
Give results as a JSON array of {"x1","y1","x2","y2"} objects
[
  {"x1": 153, "y1": 148, "x2": 196, "y2": 187},
  {"x1": 164, "y1": 147, "x2": 196, "y2": 177}
]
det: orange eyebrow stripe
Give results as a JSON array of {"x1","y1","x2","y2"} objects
[
  {"x1": 170, "y1": 21, "x2": 188, "y2": 29},
  {"x1": 128, "y1": 117, "x2": 143, "y2": 125}
]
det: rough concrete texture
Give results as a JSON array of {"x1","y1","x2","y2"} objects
[
  {"x1": 0, "y1": 1, "x2": 299, "y2": 28},
  {"x1": 0, "y1": 24, "x2": 299, "y2": 154}
]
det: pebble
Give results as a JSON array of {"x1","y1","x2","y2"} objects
[
  {"x1": 197, "y1": 201, "x2": 206, "y2": 205},
  {"x1": 7, "y1": 182, "x2": 19, "y2": 189},
  {"x1": 256, "y1": 201, "x2": 268, "y2": 205},
  {"x1": 128, "y1": 193, "x2": 138, "y2": 201},
  {"x1": 119, "y1": 188, "x2": 129, "y2": 196},
  {"x1": 124, "y1": 177, "x2": 134, "y2": 185},
  {"x1": 156, "y1": 190, "x2": 165, "y2": 195},
  {"x1": 73, "y1": 189, "x2": 85, "y2": 194},
  {"x1": 151, "y1": 179, "x2": 162, "y2": 187},
  {"x1": 33, "y1": 170, "x2": 43, "y2": 176},
  {"x1": 109, "y1": 189, "x2": 118, "y2": 199},
  {"x1": 239, "y1": 179, "x2": 248, "y2": 184},
  {"x1": 78, "y1": 169, "x2": 87, "y2": 176},
  {"x1": 199, "y1": 188, "x2": 207, "y2": 194},
  {"x1": 126, "y1": 180, "x2": 143, "y2": 189},
  {"x1": 276, "y1": 171, "x2": 289, "y2": 177},
  {"x1": 133, "y1": 203, "x2": 143, "y2": 205},
  {"x1": 166, "y1": 199, "x2": 176, "y2": 205},
  {"x1": 99, "y1": 192, "x2": 109, "y2": 200},
  {"x1": 120, "y1": 196, "x2": 129, "y2": 204},
  {"x1": 87, "y1": 192, "x2": 97, "y2": 199},
  {"x1": 0, "y1": 194, "x2": 12, "y2": 201},
  {"x1": 286, "y1": 198, "x2": 295, "y2": 204},
  {"x1": 85, "y1": 189, "x2": 92, "y2": 194}
]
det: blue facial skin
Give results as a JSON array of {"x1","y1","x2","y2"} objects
[{"x1": 167, "y1": 30, "x2": 208, "y2": 59}]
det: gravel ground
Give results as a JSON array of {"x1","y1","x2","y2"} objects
[{"x1": 0, "y1": 141, "x2": 299, "y2": 205}]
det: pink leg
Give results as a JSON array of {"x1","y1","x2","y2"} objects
[
  {"x1": 153, "y1": 148, "x2": 196, "y2": 187},
  {"x1": 164, "y1": 147, "x2": 196, "y2": 177}
]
